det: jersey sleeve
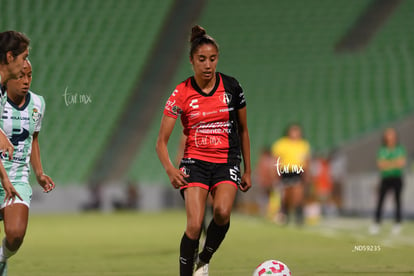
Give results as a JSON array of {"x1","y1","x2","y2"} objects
[
  {"x1": 34, "y1": 95, "x2": 45, "y2": 132},
  {"x1": 235, "y1": 81, "x2": 246, "y2": 109},
  {"x1": 163, "y1": 85, "x2": 184, "y2": 119}
]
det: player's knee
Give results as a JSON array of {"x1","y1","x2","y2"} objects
[
  {"x1": 6, "y1": 233, "x2": 25, "y2": 250},
  {"x1": 186, "y1": 222, "x2": 202, "y2": 239},
  {"x1": 6, "y1": 227, "x2": 26, "y2": 247},
  {"x1": 213, "y1": 206, "x2": 231, "y2": 225}
]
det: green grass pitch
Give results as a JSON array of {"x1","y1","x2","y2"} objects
[{"x1": 5, "y1": 211, "x2": 413, "y2": 275}]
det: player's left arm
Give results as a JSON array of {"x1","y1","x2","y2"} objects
[
  {"x1": 238, "y1": 106, "x2": 251, "y2": 192},
  {"x1": 30, "y1": 132, "x2": 55, "y2": 193}
]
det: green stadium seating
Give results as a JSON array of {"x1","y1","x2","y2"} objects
[
  {"x1": 0, "y1": 0, "x2": 173, "y2": 183},
  {"x1": 2, "y1": 0, "x2": 413, "y2": 184}
]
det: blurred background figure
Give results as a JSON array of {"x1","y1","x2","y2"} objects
[
  {"x1": 328, "y1": 148, "x2": 347, "y2": 215},
  {"x1": 271, "y1": 123, "x2": 311, "y2": 226},
  {"x1": 82, "y1": 181, "x2": 103, "y2": 211},
  {"x1": 310, "y1": 153, "x2": 335, "y2": 218},
  {"x1": 112, "y1": 180, "x2": 140, "y2": 210},
  {"x1": 370, "y1": 128, "x2": 406, "y2": 235},
  {"x1": 253, "y1": 147, "x2": 278, "y2": 218}
]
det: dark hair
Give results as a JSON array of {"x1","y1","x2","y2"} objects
[
  {"x1": 0, "y1": 31, "x2": 30, "y2": 64},
  {"x1": 284, "y1": 122, "x2": 303, "y2": 137},
  {"x1": 189, "y1": 25, "x2": 219, "y2": 58}
]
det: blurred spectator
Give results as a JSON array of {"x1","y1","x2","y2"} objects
[
  {"x1": 370, "y1": 128, "x2": 406, "y2": 235},
  {"x1": 271, "y1": 123, "x2": 311, "y2": 225},
  {"x1": 112, "y1": 180, "x2": 140, "y2": 210},
  {"x1": 310, "y1": 154, "x2": 336, "y2": 217},
  {"x1": 253, "y1": 147, "x2": 278, "y2": 217},
  {"x1": 328, "y1": 148, "x2": 347, "y2": 214},
  {"x1": 82, "y1": 181, "x2": 103, "y2": 211}
]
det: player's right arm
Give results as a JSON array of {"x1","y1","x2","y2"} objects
[{"x1": 156, "y1": 115, "x2": 188, "y2": 189}]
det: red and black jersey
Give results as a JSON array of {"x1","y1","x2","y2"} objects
[{"x1": 164, "y1": 72, "x2": 246, "y2": 163}]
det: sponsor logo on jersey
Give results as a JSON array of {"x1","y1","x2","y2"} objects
[
  {"x1": 193, "y1": 121, "x2": 231, "y2": 147},
  {"x1": 181, "y1": 158, "x2": 195, "y2": 164},
  {"x1": 202, "y1": 110, "x2": 217, "y2": 117},
  {"x1": 192, "y1": 121, "x2": 231, "y2": 130},
  {"x1": 219, "y1": 107, "x2": 234, "y2": 113},
  {"x1": 11, "y1": 116, "x2": 29, "y2": 121},
  {"x1": 172, "y1": 89, "x2": 178, "y2": 96},
  {"x1": 189, "y1": 111, "x2": 200, "y2": 119},
  {"x1": 219, "y1": 92, "x2": 232, "y2": 105}
]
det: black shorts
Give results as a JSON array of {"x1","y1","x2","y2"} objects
[
  {"x1": 281, "y1": 172, "x2": 303, "y2": 186},
  {"x1": 179, "y1": 158, "x2": 241, "y2": 193}
]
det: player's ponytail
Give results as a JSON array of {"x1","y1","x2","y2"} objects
[
  {"x1": 189, "y1": 25, "x2": 219, "y2": 58},
  {"x1": 190, "y1": 25, "x2": 206, "y2": 43}
]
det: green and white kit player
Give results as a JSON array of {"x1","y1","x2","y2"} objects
[
  {"x1": 0, "y1": 30, "x2": 31, "y2": 203},
  {"x1": 0, "y1": 78, "x2": 45, "y2": 204},
  {"x1": 0, "y1": 60, "x2": 54, "y2": 275}
]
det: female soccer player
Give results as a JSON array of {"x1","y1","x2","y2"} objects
[
  {"x1": 271, "y1": 123, "x2": 310, "y2": 225},
  {"x1": 370, "y1": 128, "x2": 406, "y2": 235},
  {"x1": 0, "y1": 60, "x2": 54, "y2": 274},
  {"x1": 156, "y1": 25, "x2": 251, "y2": 276},
  {"x1": 0, "y1": 30, "x2": 30, "y2": 203}
]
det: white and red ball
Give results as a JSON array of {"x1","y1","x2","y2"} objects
[{"x1": 252, "y1": 260, "x2": 291, "y2": 276}]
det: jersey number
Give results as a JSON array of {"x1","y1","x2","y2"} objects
[
  {"x1": 229, "y1": 168, "x2": 241, "y2": 184},
  {"x1": 10, "y1": 128, "x2": 29, "y2": 146}
]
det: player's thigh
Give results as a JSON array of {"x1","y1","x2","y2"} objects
[
  {"x1": 184, "y1": 187, "x2": 209, "y2": 235},
  {"x1": 3, "y1": 203, "x2": 29, "y2": 237},
  {"x1": 0, "y1": 182, "x2": 31, "y2": 237}
]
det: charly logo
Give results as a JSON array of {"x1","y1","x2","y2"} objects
[
  {"x1": 219, "y1": 92, "x2": 232, "y2": 105},
  {"x1": 32, "y1": 108, "x2": 41, "y2": 123},
  {"x1": 189, "y1": 99, "x2": 199, "y2": 109}
]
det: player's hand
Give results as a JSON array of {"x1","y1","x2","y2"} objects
[
  {"x1": 166, "y1": 167, "x2": 188, "y2": 189},
  {"x1": 37, "y1": 173, "x2": 55, "y2": 193},
  {"x1": 0, "y1": 130, "x2": 13, "y2": 160},
  {"x1": 239, "y1": 172, "x2": 251, "y2": 192},
  {"x1": 2, "y1": 178, "x2": 22, "y2": 203}
]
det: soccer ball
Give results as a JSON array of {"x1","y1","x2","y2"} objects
[{"x1": 252, "y1": 260, "x2": 291, "y2": 276}]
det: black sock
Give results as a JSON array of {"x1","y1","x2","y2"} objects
[
  {"x1": 180, "y1": 233, "x2": 199, "y2": 276},
  {"x1": 199, "y1": 220, "x2": 230, "y2": 263}
]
